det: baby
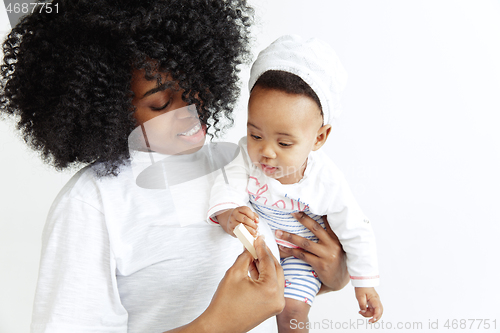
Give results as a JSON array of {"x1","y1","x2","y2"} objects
[{"x1": 208, "y1": 35, "x2": 383, "y2": 332}]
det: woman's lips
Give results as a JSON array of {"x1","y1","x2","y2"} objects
[
  {"x1": 178, "y1": 122, "x2": 201, "y2": 136},
  {"x1": 177, "y1": 122, "x2": 206, "y2": 144}
]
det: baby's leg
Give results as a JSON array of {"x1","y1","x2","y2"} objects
[
  {"x1": 277, "y1": 256, "x2": 322, "y2": 333},
  {"x1": 277, "y1": 298, "x2": 311, "y2": 333}
]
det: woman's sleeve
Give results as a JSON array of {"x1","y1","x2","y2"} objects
[{"x1": 31, "y1": 195, "x2": 128, "y2": 333}]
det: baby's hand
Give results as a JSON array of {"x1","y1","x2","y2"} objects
[
  {"x1": 217, "y1": 206, "x2": 259, "y2": 237},
  {"x1": 355, "y1": 287, "x2": 383, "y2": 323}
]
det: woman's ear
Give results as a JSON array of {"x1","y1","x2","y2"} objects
[{"x1": 313, "y1": 124, "x2": 332, "y2": 151}]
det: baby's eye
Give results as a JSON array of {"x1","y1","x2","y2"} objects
[
  {"x1": 251, "y1": 134, "x2": 262, "y2": 140},
  {"x1": 279, "y1": 142, "x2": 292, "y2": 147}
]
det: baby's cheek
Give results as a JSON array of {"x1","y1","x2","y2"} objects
[{"x1": 247, "y1": 145, "x2": 259, "y2": 164}]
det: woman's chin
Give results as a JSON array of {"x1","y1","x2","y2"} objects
[
  {"x1": 150, "y1": 139, "x2": 205, "y2": 155},
  {"x1": 175, "y1": 142, "x2": 205, "y2": 155}
]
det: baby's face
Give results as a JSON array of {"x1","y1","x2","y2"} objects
[{"x1": 247, "y1": 86, "x2": 327, "y2": 184}]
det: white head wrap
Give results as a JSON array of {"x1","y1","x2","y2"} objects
[{"x1": 249, "y1": 35, "x2": 348, "y2": 124}]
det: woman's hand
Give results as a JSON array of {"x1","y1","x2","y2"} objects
[
  {"x1": 275, "y1": 212, "x2": 349, "y2": 293},
  {"x1": 166, "y1": 236, "x2": 285, "y2": 333}
]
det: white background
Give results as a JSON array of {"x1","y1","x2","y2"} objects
[{"x1": 1, "y1": 1, "x2": 499, "y2": 332}]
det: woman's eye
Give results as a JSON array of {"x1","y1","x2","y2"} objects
[
  {"x1": 279, "y1": 142, "x2": 292, "y2": 147},
  {"x1": 251, "y1": 134, "x2": 261, "y2": 140},
  {"x1": 150, "y1": 99, "x2": 171, "y2": 111}
]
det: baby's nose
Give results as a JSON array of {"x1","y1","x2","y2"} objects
[{"x1": 261, "y1": 144, "x2": 276, "y2": 159}]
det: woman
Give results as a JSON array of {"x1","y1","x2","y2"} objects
[{"x1": 0, "y1": 0, "x2": 348, "y2": 332}]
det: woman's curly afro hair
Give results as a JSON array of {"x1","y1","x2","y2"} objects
[{"x1": 0, "y1": 0, "x2": 253, "y2": 176}]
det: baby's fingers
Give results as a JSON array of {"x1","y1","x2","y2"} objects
[
  {"x1": 358, "y1": 308, "x2": 374, "y2": 318},
  {"x1": 234, "y1": 208, "x2": 259, "y2": 235},
  {"x1": 368, "y1": 298, "x2": 383, "y2": 323},
  {"x1": 356, "y1": 293, "x2": 367, "y2": 313},
  {"x1": 356, "y1": 293, "x2": 375, "y2": 319},
  {"x1": 237, "y1": 206, "x2": 259, "y2": 222}
]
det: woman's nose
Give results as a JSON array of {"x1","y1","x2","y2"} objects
[{"x1": 175, "y1": 104, "x2": 198, "y2": 119}]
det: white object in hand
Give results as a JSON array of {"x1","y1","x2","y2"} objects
[{"x1": 233, "y1": 223, "x2": 258, "y2": 259}]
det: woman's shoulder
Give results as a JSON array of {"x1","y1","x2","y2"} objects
[
  {"x1": 54, "y1": 161, "x2": 133, "y2": 208},
  {"x1": 49, "y1": 166, "x2": 100, "y2": 211}
]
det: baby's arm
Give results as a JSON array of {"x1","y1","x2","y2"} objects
[
  {"x1": 207, "y1": 138, "x2": 253, "y2": 225},
  {"x1": 217, "y1": 206, "x2": 259, "y2": 237},
  {"x1": 327, "y1": 200, "x2": 382, "y2": 322},
  {"x1": 355, "y1": 287, "x2": 383, "y2": 323},
  {"x1": 317, "y1": 158, "x2": 381, "y2": 320}
]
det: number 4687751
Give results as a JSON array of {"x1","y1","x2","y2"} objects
[
  {"x1": 444, "y1": 319, "x2": 497, "y2": 330},
  {"x1": 6, "y1": 3, "x2": 59, "y2": 14}
]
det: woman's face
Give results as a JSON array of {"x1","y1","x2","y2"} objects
[{"x1": 130, "y1": 69, "x2": 206, "y2": 155}]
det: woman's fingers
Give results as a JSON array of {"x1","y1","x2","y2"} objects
[
  {"x1": 248, "y1": 259, "x2": 259, "y2": 280},
  {"x1": 291, "y1": 212, "x2": 328, "y2": 238},
  {"x1": 275, "y1": 228, "x2": 323, "y2": 257},
  {"x1": 228, "y1": 248, "x2": 256, "y2": 279},
  {"x1": 253, "y1": 236, "x2": 285, "y2": 314},
  {"x1": 205, "y1": 239, "x2": 285, "y2": 333},
  {"x1": 276, "y1": 213, "x2": 349, "y2": 292},
  {"x1": 232, "y1": 236, "x2": 284, "y2": 285},
  {"x1": 254, "y1": 237, "x2": 282, "y2": 279},
  {"x1": 277, "y1": 242, "x2": 321, "y2": 267}
]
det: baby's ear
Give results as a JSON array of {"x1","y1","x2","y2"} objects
[{"x1": 313, "y1": 124, "x2": 332, "y2": 151}]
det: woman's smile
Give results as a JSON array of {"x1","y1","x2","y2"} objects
[{"x1": 177, "y1": 122, "x2": 207, "y2": 144}]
